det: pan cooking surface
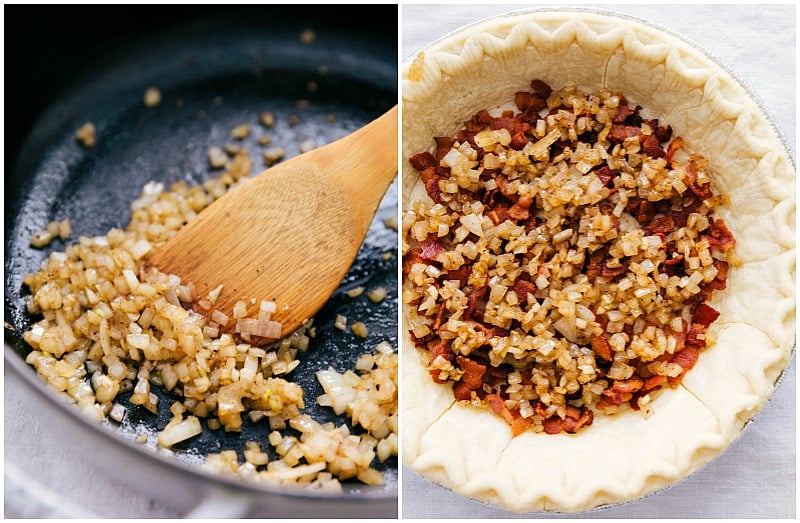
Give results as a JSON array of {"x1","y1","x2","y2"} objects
[{"x1": 5, "y1": 7, "x2": 397, "y2": 498}]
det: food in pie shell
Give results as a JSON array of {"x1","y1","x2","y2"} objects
[{"x1": 401, "y1": 9, "x2": 795, "y2": 513}]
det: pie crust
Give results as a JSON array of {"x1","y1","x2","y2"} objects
[{"x1": 401, "y1": 9, "x2": 795, "y2": 513}]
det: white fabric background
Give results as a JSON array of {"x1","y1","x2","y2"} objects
[{"x1": 400, "y1": 3, "x2": 796, "y2": 519}]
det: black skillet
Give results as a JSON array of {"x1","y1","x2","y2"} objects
[{"x1": 4, "y1": 5, "x2": 398, "y2": 517}]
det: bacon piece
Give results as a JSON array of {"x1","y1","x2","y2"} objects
[
  {"x1": 487, "y1": 205, "x2": 514, "y2": 225},
  {"x1": 434, "y1": 136, "x2": 456, "y2": 161},
  {"x1": 600, "y1": 388, "x2": 633, "y2": 406},
  {"x1": 444, "y1": 265, "x2": 471, "y2": 286},
  {"x1": 667, "y1": 347, "x2": 700, "y2": 387},
  {"x1": 508, "y1": 194, "x2": 533, "y2": 220},
  {"x1": 419, "y1": 166, "x2": 443, "y2": 204},
  {"x1": 402, "y1": 249, "x2": 424, "y2": 276},
  {"x1": 456, "y1": 356, "x2": 487, "y2": 390},
  {"x1": 513, "y1": 279, "x2": 537, "y2": 306},
  {"x1": 543, "y1": 416, "x2": 563, "y2": 435},
  {"x1": 685, "y1": 324, "x2": 706, "y2": 349},
  {"x1": 586, "y1": 248, "x2": 606, "y2": 282},
  {"x1": 591, "y1": 334, "x2": 613, "y2": 362},
  {"x1": 530, "y1": 79, "x2": 552, "y2": 99},
  {"x1": 562, "y1": 407, "x2": 594, "y2": 433},
  {"x1": 509, "y1": 132, "x2": 529, "y2": 150},
  {"x1": 601, "y1": 263, "x2": 627, "y2": 279},
  {"x1": 643, "y1": 215, "x2": 675, "y2": 236},
  {"x1": 612, "y1": 104, "x2": 634, "y2": 124},
  {"x1": 665, "y1": 136, "x2": 684, "y2": 163},
  {"x1": 419, "y1": 238, "x2": 444, "y2": 261},
  {"x1": 510, "y1": 415, "x2": 534, "y2": 437},
  {"x1": 641, "y1": 134, "x2": 666, "y2": 159},
  {"x1": 692, "y1": 303, "x2": 720, "y2": 327},
  {"x1": 486, "y1": 394, "x2": 515, "y2": 426},
  {"x1": 610, "y1": 378, "x2": 644, "y2": 394},
  {"x1": 608, "y1": 125, "x2": 642, "y2": 144},
  {"x1": 671, "y1": 347, "x2": 699, "y2": 371},
  {"x1": 464, "y1": 285, "x2": 488, "y2": 321},
  {"x1": 642, "y1": 374, "x2": 667, "y2": 392},
  {"x1": 684, "y1": 160, "x2": 713, "y2": 199},
  {"x1": 482, "y1": 364, "x2": 510, "y2": 387},
  {"x1": 452, "y1": 381, "x2": 473, "y2": 401},
  {"x1": 701, "y1": 259, "x2": 729, "y2": 294},
  {"x1": 706, "y1": 219, "x2": 736, "y2": 252},
  {"x1": 428, "y1": 338, "x2": 454, "y2": 364},
  {"x1": 409, "y1": 151, "x2": 436, "y2": 171},
  {"x1": 515, "y1": 91, "x2": 546, "y2": 113},
  {"x1": 594, "y1": 165, "x2": 616, "y2": 187}
]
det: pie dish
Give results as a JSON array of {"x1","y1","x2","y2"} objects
[{"x1": 401, "y1": 8, "x2": 795, "y2": 513}]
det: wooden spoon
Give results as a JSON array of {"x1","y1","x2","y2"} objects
[{"x1": 147, "y1": 105, "x2": 398, "y2": 338}]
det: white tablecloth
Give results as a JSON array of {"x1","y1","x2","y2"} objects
[{"x1": 400, "y1": 3, "x2": 795, "y2": 519}]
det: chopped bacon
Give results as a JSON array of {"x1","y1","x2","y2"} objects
[
  {"x1": 419, "y1": 166, "x2": 443, "y2": 203},
  {"x1": 482, "y1": 364, "x2": 510, "y2": 387},
  {"x1": 487, "y1": 205, "x2": 514, "y2": 226},
  {"x1": 641, "y1": 134, "x2": 666, "y2": 159},
  {"x1": 665, "y1": 136, "x2": 684, "y2": 164},
  {"x1": 610, "y1": 378, "x2": 644, "y2": 394},
  {"x1": 515, "y1": 91, "x2": 546, "y2": 113},
  {"x1": 490, "y1": 117, "x2": 517, "y2": 133},
  {"x1": 594, "y1": 165, "x2": 616, "y2": 187},
  {"x1": 685, "y1": 325, "x2": 706, "y2": 349},
  {"x1": 666, "y1": 323, "x2": 687, "y2": 353},
  {"x1": 509, "y1": 132, "x2": 529, "y2": 150},
  {"x1": 513, "y1": 279, "x2": 537, "y2": 306},
  {"x1": 643, "y1": 215, "x2": 675, "y2": 236},
  {"x1": 402, "y1": 249, "x2": 424, "y2": 276},
  {"x1": 600, "y1": 388, "x2": 633, "y2": 406},
  {"x1": 543, "y1": 406, "x2": 593, "y2": 434},
  {"x1": 530, "y1": 79, "x2": 552, "y2": 99},
  {"x1": 642, "y1": 119, "x2": 673, "y2": 143},
  {"x1": 486, "y1": 393, "x2": 515, "y2": 426},
  {"x1": 543, "y1": 416, "x2": 563, "y2": 435},
  {"x1": 667, "y1": 347, "x2": 700, "y2": 387},
  {"x1": 464, "y1": 285, "x2": 488, "y2": 321},
  {"x1": 419, "y1": 238, "x2": 445, "y2": 261},
  {"x1": 586, "y1": 248, "x2": 605, "y2": 282},
  {"x1": 428, "y1": 338, "x2": 454, "y2": 364},
  {"x1": 591, "y1": 334, "x2": 613, "y2": 362},
  {"x1": 612, "y1": 104, "x2": 634, "y2": 124},
  {"x1": 701, "y1": 259, "x2": 728, "y2": 293},
  {"x1": 456, "y1": 356, "x2": 487, "y2": 390},
  {"x1": 608, "y1": 125, "x2": 642, "y2": 144},
  {"x1": 684, "y1": 161, "x2": 713, "y2": 199},
  {"x1": 671, "y1": 347, "x2": 699, "y2": 371},
  {"x1": 562, "y1": 407, "x2": 593, "y2": 433},
  {"x1": 444, "y1": 265, "x2": 471, "y2": 286},
  {"x1": 706, "y1": 219, "x2": 736, "y2": 252},
  {"x1": 434, "y1": 136, "x2": 456, "y2": 161},
  {"x1": 692, "y1": 303, "x2": 720, "y2": 327},
  {"x1": 508, "y1": 194, "x2": 533, "y2": 220},
  {"x1": 452, "y1": 381, "x2": 473, "y2": 401},
  {"x1": 510, "y1": 415, "x2": 534, "y2": 437},
  {"x1": 601, "y1": 263, "x2": 627, "y2": 279},
  {"x1": 409, "y1": 151, "x2": 437, "y2": 171},
  {"x1": 642, "y1": 374, "x2": 667, "y2": 392}
]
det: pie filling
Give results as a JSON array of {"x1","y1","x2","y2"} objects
[{"x1": 402, "y1": 80, "x2": 736, "y2": 436}]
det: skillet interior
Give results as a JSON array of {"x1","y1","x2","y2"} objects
[{"x1": 4, "y1": 5, "x2": 398, "y2": 500}]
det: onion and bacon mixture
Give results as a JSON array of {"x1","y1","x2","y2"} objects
[
  {"x1": 403, "y1": 80, "x2": 736, "y2": 436},
  {"x1": 22, "y1": 114, "x2": 397, "y2": 489}
]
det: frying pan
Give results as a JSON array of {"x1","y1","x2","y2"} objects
[{"x1": 4, "y1": 5, "x2": 398, "y2": 518}]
